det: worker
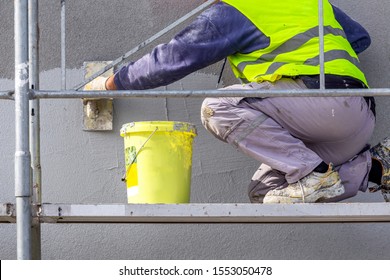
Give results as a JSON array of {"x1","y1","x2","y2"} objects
[{"x1": 86, "y1": 0, "x2": 389, "y2": 203}]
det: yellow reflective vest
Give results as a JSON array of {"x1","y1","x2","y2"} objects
[{"x1": 222, "y1": 0, "x2": 368, "y2": 86}]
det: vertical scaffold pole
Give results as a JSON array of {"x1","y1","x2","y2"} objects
[
  {"x1": 15, "y1": 0, "x2": 32, "y2": 260},
  {"x1": 61, "y1": 0, "x2": 66, "y2": 89},
  {"x1": 29, "y1": 0, "x2": 41, "y2": 260},
  {"x1": 318, "y1": 0, "x2": 325, "y2": 90}
]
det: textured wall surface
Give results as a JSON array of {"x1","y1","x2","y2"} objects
[{"x1": 1, "y1": 0, "x2": 390, "y2": 259}]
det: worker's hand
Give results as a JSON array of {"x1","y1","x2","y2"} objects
[{"x1": 84, "y1": 76, "x2": 108, "y2": 91}]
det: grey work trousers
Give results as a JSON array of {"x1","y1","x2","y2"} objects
[{"x1": 200, "y1": 78, "x2": 376, "y2": 202}]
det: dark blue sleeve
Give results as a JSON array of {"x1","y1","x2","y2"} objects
[
  {"x1": 332, "y1": 5, "x2": 371, "y2": 54},
  {"x1": 114, "y1": 2, "x2": 267, "y2": 90}
]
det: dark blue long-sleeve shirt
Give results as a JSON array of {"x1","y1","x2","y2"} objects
[{"x1": 114, "y1": 2, "x2": 371, "y2": 90}]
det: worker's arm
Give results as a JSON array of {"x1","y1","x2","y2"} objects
[{"x1": 332, "y1": 5, "x2": 371, "y2": 54}]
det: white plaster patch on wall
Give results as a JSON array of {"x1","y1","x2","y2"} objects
[
  {"x1": 15, "y1": 63, "x2": 29, "y2": 88},
  {"x1": 2, "y1": 68, "x2": 83, "y2": 91},
  {"x1": 0, "y1": 78, "x2": 14, "y2": 90},
  {"x1": 39, "y1": 68, "x2": 84, "y2": 89}
]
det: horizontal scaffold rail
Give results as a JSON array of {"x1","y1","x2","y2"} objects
[
  {"x1": 31, "y1": 88, "x2": 390, "y2": 99},
  {"x1": 3, "y1": 88, "x2": 390, "y2": 100},
  {"x1": 2, "y1": 203, "x2": 390, "y2": 224},
  {"x1": 0, "y1": 91, "x2": 14, "y2": 100}
]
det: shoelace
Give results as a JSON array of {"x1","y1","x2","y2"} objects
[
  {"x1": 382, "y1": 186, "x2": 390, "y2": 202},
  {"x1": 298, "y1": 180, "x2": 306, "y2": 203}
]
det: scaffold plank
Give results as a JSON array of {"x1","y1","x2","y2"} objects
[{"x1": 33, "y1": 203, "x2": 390, "y2": 224}]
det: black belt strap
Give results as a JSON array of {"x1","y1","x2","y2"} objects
[{"x1": 299, "y1": 74, "x2": 376, "y2": 117}]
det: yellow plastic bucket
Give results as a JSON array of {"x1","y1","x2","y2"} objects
[{"x1": 120, "y1": 121, "x2": 197, "y2": 204}]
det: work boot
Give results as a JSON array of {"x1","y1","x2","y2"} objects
[
  {"x1": 369, "y1": 137, "x2": 390, "y2": 202},
  {"x1": 263, "y1": 164, "x2": 345, "y2": 203}
]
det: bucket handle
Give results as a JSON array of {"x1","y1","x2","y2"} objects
[{"x1": 121, "y1": 127, "x2": 158, "y2": 182}]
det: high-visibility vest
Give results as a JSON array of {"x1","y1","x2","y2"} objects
[{"x1": 222, "y1": 0, "x2": 368, "y2": 86}]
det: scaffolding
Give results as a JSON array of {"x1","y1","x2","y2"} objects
[{"x1": 1, "y1": 0, "x2": 390, "y2": 260}]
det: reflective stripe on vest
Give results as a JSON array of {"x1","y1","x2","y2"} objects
[{"x1": 222, "y1": 0, "x2": 368, "y2": 86}]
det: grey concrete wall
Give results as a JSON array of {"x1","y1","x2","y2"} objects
[{"x1": 1, "y1": 0, "x2": 390, "y2": 259}]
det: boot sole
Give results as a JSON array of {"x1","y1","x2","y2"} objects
[{"x1": 263, "y1": 180, "x2": 345, "y2": 204}]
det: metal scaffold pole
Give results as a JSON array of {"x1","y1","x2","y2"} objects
[
  {"x1": 61, "y1": 0, "x2": 66, "y2": 90},
  {"x1": 15, "y1": 0, "x2": 32, "y2": 260},
  {"x1": 31, "y1": 88, "x2": 390, "y2": 99},
  {"x1": 29, "y1": 0, "x2": 41, "y2": 260},
  {"x1": 318, "y1": 0, "x2": 325, "y2": 89}
]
